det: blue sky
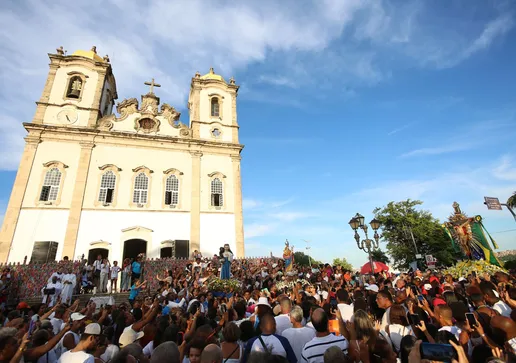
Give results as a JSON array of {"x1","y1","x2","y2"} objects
[{"x1": 0, "y1": 0, "x2": 515, "y2": 268}]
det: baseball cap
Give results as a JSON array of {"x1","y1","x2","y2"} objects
[
  {"x1": 119, "y1": 328, "x2": 144, "y2": 347},
  {"x1": 70, "y1": 313, "x2": 86, "y2": 321},
  {"x1": 16, "y1": 302, "x2": 30, "y2": 310},
  {"x1": 84, "y1": 323, "x2": 101, "y2": 335},
  {"x1": 423, "y1": 284, "x2": 432, "y2": 291}
]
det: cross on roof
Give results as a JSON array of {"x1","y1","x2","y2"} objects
[{"x1": 144, "y1": 78, "x2": 161, "y2": 94}]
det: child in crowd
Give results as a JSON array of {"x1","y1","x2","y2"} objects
[
  {"x1": 129, "y1": 279, "x2": 147, "y2": 306},
  {"x1": 110, "y1": 261, "x2": 121, "y2": 293}
]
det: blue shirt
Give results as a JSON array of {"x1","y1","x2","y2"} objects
[
  {"x1": 132, "y1": 261, "x2": 141, "y2": 274},
  {"x1": 129, "y1": 285, "x2": 141, "y2": 300}
]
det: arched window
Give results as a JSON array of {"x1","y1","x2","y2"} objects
[
  {"x1": 133, "y1": 172, "x2": 149, "y2": 204},
  {"x1": 211, "y1": 98, "x2": 220, "y2": 117},
  {"x1": 98, "y1": 171, "x2": 116, "y2": 204},
  {"x1": 165, "y1": 175, "x2": 179, "y2": 206},
  {"x1": 39, "y1": 168, "x2": 62, "y2": 202},
  {"x1": 211, "y1": 178, "x2": 223, "y2": 207},
  {"x1": 66, "y1": 76, "x2": 83, "y2": 99}
]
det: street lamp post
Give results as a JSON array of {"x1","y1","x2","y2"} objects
[{"x1": 349, "y1": 213, "x2": 381, "y2": 275}]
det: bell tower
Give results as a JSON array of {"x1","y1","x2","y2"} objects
[
  {"x1": 32, "y1": 46, "x2": 118, "y2": 128},
  {"x1": 188, "y1": 68, "x2": 240, "y2": 144}
]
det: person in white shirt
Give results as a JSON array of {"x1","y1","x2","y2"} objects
[
  {"x1": 376, "y1": 290, "x2": 394, "y2": 332},
  {"x1": 42, "y1": 276, "x2": 62, "y2": 307},
  {"x1": 56, "y1": 313, "x2": 87, "y2": 358},
  {"x1": 381, "y1": 304, "x2": 415, "y2": 352},
  {"x1": 282, "y1": 306, "x2": 315, "y2": 363},
  {"x1": 481, "y1": 284, "x2": 513, "y2": 318},
  {"x1": 58, "y1": 322, "x2": 101, "y2": 363},
  {"x1": 61, "y1": 268, "x2": 77, "y2": 305},
  {"x1": 301, "y1": 308, "x2": 348, "y2": 363},
  {"x1": 336, "y1": 289, "x2": 354, "y2": 323},
  {"x1": 100, "y1": 259, "x2": 110, "y2": 293},
  {"x1": 110, "y1": 261, "x2": 121, "y2": 293},
  {"x1": 275, "y1": 298, "x2": 293, "y2": 335},
  {"x1": 242, "y1": 314, "x2": 296, "y2": 363},
  {"x1": 92, "y1": 255, "x2": 102, "y2": 292}
]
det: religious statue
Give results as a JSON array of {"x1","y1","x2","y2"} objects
[
  {"x1": 219, "y1": 244, "x2": 233, "y2": 280},
  {"x1": 283, "y1": 240, "x2": 294, "y2": 273},
  {"x1": 442, "y1": 202, "x2": 501, "y2": 266}
]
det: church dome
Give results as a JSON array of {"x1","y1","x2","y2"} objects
[
  {"x1": 200, "y1": 67, "x2": 225, "y2": 82},
  {"x1": 71, "y1": 46, "x2": 104, "y2": 62}
]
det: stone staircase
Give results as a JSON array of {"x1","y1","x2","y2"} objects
[{"x1": 25, "y1": 292, "x2": 131, "y2": 307}]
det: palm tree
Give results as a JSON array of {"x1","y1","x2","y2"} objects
[{"x1": 508, "y1": 191, "x2": 516, "y2": 209}]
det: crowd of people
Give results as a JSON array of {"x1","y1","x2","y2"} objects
[{"x1": 0, "y1": 253, "x2": 515, "y2": 363}]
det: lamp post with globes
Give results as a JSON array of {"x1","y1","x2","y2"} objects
[{"x1": 349, "y1": 213, "x2": 381, "y2": 275}]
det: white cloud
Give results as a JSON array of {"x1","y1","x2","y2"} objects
[
  {"x1": 242, "y1": 199, "x2": 262, "y2": 210},
  {"x1": 245, "y1": 223, "x2": 275, "y2": 239},
  {"x1": 400, "y1": 143, "x2": 474, "y2": 157}
]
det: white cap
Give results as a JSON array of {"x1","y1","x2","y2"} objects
[
  {"x1": 119, "y1": 328, "x2": 145, "y2": 347},
  {"x1": 70, "y1": 312, "x2": 86, "y2": 321},
  {"x1": 423, "y1": 284, "x2": 432, "y2": 291},
  {"x1": 458, "y1": 277, "x2": 466, "y2": 282},
  {"x1": 256, "y1": 297, "x2": 270, "y2": 307},
  {"x1": 84, "y1": 323, "x2": 101, "y2": 335},
  {"x1": 366, "y1": 284, "x2": 379, "y2": 293}
]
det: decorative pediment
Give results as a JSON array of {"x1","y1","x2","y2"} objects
[
  {"x1": 208, "y1": 171, "x2": 226, "y2": 178},
  {"x1": 121, "y1": 226, "x2": 154, "y2": 233},
  {"x1": 116, "y1": 98, "x2": 139, "y2": 121},
  {"x1": 89, "y1": 240, "x2": 111, "y2": 248},
  {"x1": 163, "y1": 168, "x2": 184, "y2": 175},
  {"x1": 99, "y1": 164, "x2": 122, "y2": 171},
  {"x1": 161, "y1": 104, "x2": 181, "y2": 126},
  {"x1": 132, "y1": 165, "x2": 154, "y2": 173},
  {"x1": 43, "y1": 161, "x2": 69, "y2": 168}
]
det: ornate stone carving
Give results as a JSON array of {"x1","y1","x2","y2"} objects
[
  {"x1": 161, "y1": 104, "x2": 181, "y2": 126},
  {"x1": 180, "y1": 128, "x2": 192, "y2": 137},
  {"x1": 134, "y1": 116, "x2": 160, "y2": 134},
  {"x1": 103, "y1": 55, "x2": 110, "y2": 62},
  {"x1": 116, "y1": 98, "x2": 139, "y2": 121},
  {"x1": 97, "y1": 114, "x2": 115, "y2": 131},
  {"x1": 56, "y1": 46, "x2": 65, "y2": 55},
  {"x1": 140, "y1": 94, "x2": 159, "y2": 115}
]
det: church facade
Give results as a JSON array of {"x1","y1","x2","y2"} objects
[{"x1": 0, "y1": 46, "x2": 244, "y2": 264}]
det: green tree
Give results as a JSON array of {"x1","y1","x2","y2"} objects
[
  {"x1": 373, "y1": 199, "x2": 458, "y2": 269},
  {"x1": 507, "y1": 192, "x2": 516, "y2": 209},
  {"x1": 294, "y1": 251, "x2": 321, "y2": 267},
  {"x1": 370, "y1": 249, "x2": 390, "y2": 265},
  {"x1": 332, "y1": 257, "x2": 353, "y2": 271}
]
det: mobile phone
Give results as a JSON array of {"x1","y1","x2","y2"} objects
[
  {"x1": 508, "y1": 337, "x2": 516, "y2": 354},
  {"x1": 417, "y1": 295, "x2": 424, "y2": 302},
  {"x1": 465, "y1": 313, "x2": 477, "y2": 327},
  {"x1": 408, "y1": 313, "x2": 420, "y2": 325},
  {"x1": 420, "y1": 342, "x2": 456, "y2": 362},
  {"x1": 472, "y1": 271, "x2": 477, "y2": 278},
  {"x1": 28, "y1": 319, "x2": 36, "y2": 338}
]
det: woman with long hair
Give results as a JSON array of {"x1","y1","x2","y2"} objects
[{"x1": 347, "y1": 309, "x2": 377, "y2": 363}]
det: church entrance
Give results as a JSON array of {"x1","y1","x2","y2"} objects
[
  {"x1": 175, "y1": 240, "x2": 189, "y2": 259},
  {"x1": 160, "y1": 247, "x2": 173, "y2": 258},
  {"x1": 123, "y1": 239, "x2": 147, "y2": 261},
  {"x1": 88, "y1": 248, "x2": 109, "y2": 264}
]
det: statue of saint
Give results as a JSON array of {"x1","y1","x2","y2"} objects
[{"x1": 283, "y1": 240, "x2": 294, "y2": 272}]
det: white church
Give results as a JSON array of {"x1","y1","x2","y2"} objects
[{"x1": 0, "y1": 46, "x2": 245, "y2": 264}]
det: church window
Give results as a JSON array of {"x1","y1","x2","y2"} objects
[
  {"x1": 211, "y1": 128, "x2": 221, "y2": 138},
  {"x1": 66, "y1": 76, "x2": 83, "y2": 99},
  {"x1": 211, "y1": 98, "x2": 220, "y2": 117},
  {"x1": 39, "y1": 168, "x2": 62, "y2": 202},
  {"x1": 211, "y1": 178, "x2": 223, "y2": 207},
  {"x1": 98, "y1": 171, "x2": 116, "y2": 204},
  {"x1": 133, "y1": 172, "x2": 149, "y2": 204},
  {"x1": 165, "y1": 175, "x2": 179, "y2": 206}
]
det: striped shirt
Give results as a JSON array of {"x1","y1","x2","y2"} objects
[{"x1": 301, "y1": 334, "x2": 349, "y2": 363}]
